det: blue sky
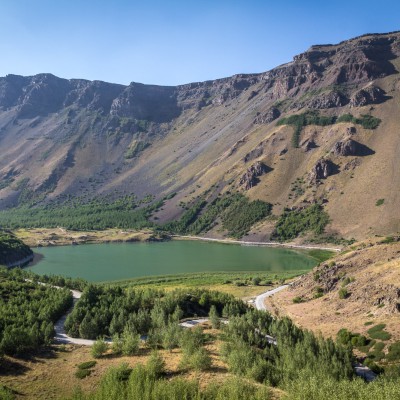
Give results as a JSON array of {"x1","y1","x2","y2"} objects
[{"x1": 0, "y1": 0, "x2": 399, "y2": 86}]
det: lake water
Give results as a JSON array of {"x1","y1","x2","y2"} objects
[{"x1": 27, "y1": 241, "x2": 317, "y2": 282}]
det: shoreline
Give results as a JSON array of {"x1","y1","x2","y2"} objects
[
  {"x1": 13, "y1": 228, "x2": 342, "y2": 253},
  {"x1": 172, "y1": 235, "x2": 342, "y2": 252}
]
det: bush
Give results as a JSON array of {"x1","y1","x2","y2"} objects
[
  {"x1": 387, "y1": 341, "x2": 400, "y2": 361},
  {"x1": 179, "y1": 326, "x2": 205, "y2": 355},
  {"x1": 209, "y1": 305, "x2": 220, "y2": 329},
  {"x1": 146, "y1": 351, "x2": 165, "y2": 378},
  {"x1": 313, "y1": 286, "x2": 324, "y2": 299},
  {"x1": 376, "y1": 199, "x2": 385, "y2": 206},
  {"x1": 252, "y1": 277, "x2": 261, "y2": 286},
  {"x1": 75, "y1": 368, "x2": 91, "y2": 379},
  {"x1": 91, "y1": 340, "x2": 108, "y2": 358},
  {"x1": 338, "y1": 288, "x2": 349, "y2": 299},
  {"x1": 111, "y1": 334, "x2": 123, "y2": 355},
  {"x1": 181, "y1": 347, "x2": 212, "y2": 371},
  {"x1": 292, "y1": 296, "x2": 304, "y2": 304},
  {"x1": 77, "y1": 361, "x2": 97, "y2": 370},
  {"x1": 0, "y1": 385, "x2": 15, "y2": 400},
  {"x1": 121, "y1": 330, "x2": 141, "y2": 356},
  {"x1": 367, "y1": 324, "x2": 392, "y2": 341}
]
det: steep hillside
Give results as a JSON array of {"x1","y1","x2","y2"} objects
[
  {"x1": 266, "y1": 237, "x2": 400, "y2": 343},
  {"x1": 1, "y1": 31, "x2": 400, "y2": 240}
]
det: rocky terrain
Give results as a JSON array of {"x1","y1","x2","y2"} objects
[
  {"x1": 266, "y1": 237, "x2": 400, "y2": 341},
  {"x1": 1, "y1": 31, "x2": 400, "y2": 240}
]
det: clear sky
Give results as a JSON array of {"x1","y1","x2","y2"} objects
[{"x1": 0, "y1": 0, "x2": 399, "y2": 86}]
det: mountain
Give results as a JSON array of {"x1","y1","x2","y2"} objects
[{"x1": 0, "y1": 31, "x2": 400, "y2": 241}]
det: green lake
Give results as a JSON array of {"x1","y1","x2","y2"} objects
[{"x1": 27, "y1": 241, "x2": 317, "y2": 282}]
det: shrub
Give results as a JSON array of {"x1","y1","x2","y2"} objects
[
  {"x1": 313, "y1": 286, "x2": 324, "y2": 299},
  {"x1": 181, "y1": 347, "x2": 212, "y2": 371},
  {"x1": 146, "y1": 351, "x2": 165, "y2": 378},
  {"x1": 252, "y1": 277, "x2": 261, "y2": 286},
  {"x1": 77, "y1": 361, "x2": 97, "y2": 370},
  {"x1": 0, "y1": 385, "x2": 15, "y2": 400},
  {"x1": 209, "y1": 305, "x2": 220, "y2": 329},
  {"x1": 292, "y1": 296, "x2": 304, "y2": 304},
  {"x1": 75, "y1": 368, "x2": 91, "y2": 379},
  {"x1": 91, "y1": 340, "x2": 108, "y2": 358},
  {"x1": 111, "y1": 334, "x2": 123, "y2": 355},
  {"x1": 376, "y1": 199, "x2": 385, "y2": 206},
  {"x1": 338, "y1": 288, "x2": 349, "y2": 299},
  {"x1": 387, "y1": 341, "x2": 400, "y2": 361},
  {"x1": 357, "y1": 114, "x2": 381, "y2": 129},
  {"x1": 367, "y1": 324, "x2": 392, "y2": 341},
  {"x1": 161, "y1": 323, "x2": 181, "y2": 351},
  {"x1": 121, "y1": 329, "x2": 141, "y2": 356}
]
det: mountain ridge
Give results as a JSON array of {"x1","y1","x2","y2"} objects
[{"x1": 1, "y1": 31, "x2": 400, "y2": 241}]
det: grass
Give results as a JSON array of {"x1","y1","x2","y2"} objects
[
  {"x1": 104, "y1": 270, "x2": 309, "y2": 298},
  {"x1": 307, "y1": 249, "x2": 335, "y2": 262}
]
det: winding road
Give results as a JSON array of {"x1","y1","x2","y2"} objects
[{"x1": 53, "y1": 282, "x2": 376, "y2": 381}]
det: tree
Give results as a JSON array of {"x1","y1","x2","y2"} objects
[
  {"x1": 121, "y1": 329, "x2": 140, "y2": 356},
  {"x1": 111, "y1": 334, "x2": 123, "y2": 355},
  {"x1": 209, "y1": 305, "x2": 220, "y2": 329},
  {"x1": 146, "y1": 351, "x2": 165, "y2": 378},
  {"x1": 252, "y1": 277, "x2": 261, "y2": 286},
  {"x1": 91, "y1": 340, "x2": 108, "y2": 358}
]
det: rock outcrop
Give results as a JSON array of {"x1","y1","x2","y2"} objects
[
  {"x1": 332, "y1": 138, "x2": 358, "y2": 156},
  {"x1": 309, "y1": 158, "x2": 336, "y2": 182},
  {"x1": 254, "y1": 107, "x2": 281, "y2": 124},
  {"x1": 349, "y1": 85, "x2": 387, "y2": 107},
  {"x1": 239, "y1": 161, "x2": 270, "y2": 190},
  {"x1": 302, "y1": 138, "x2": 317, "y2": 152},
  {"x1": 332, "y1": 138, "x2": 374, "y2": 157},
  {"x1": 304, "y1": 90, "x2": 348, "y2": 109}
]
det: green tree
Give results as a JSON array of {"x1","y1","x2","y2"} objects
[
  {"x1": 209, "y1": 305, "x2": 220, "y2": 329},
  {"x1": 121, "y1": 329, "x2": 140, "y2": 356},
  {"x1": 91, "y1": 340, "x2": 108, "y2": 358}
]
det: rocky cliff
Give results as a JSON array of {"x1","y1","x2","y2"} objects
[{"x1": 1, "y1": 31, "x2": 400, "y2": 240}]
